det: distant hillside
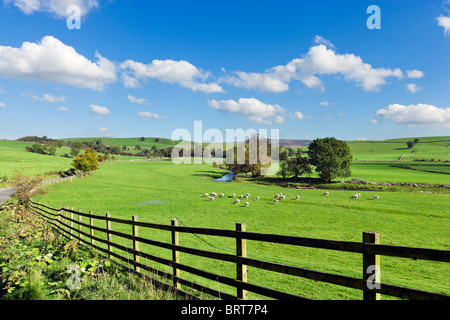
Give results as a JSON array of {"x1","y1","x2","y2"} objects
[{"x1": 276, "y1": 139, "x2": 312, "y2": 148}]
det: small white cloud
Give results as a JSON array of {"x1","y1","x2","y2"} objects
[
  {"x1": 356, "y1": 138, "x2": 367, "y2": 141},
  {"x1": 313, "y1": 35, "x2": 335, "y2": 48},
  {"x1": 375, "y1": 103, "x2": 450, "y2": 127},
  {"x1": 3, "y1": 0, "x2": 100, "y2": 18},
  {"x1": 437, "y1": 15, "x2": 450, "y2": 36},
  {"x1": 406, "y1": 69, "x2": 424, "y2": 79},
  {"x1": 58, "y1": 106, "x2": 69, "y2": 112},
  {"x1": 0, "y1": 102, "x2": 5, "y2": 108},
  {"x1": 89, "y1": 105, "x2": 110, "y2": 120},
  {"x1": 127, "y1": 94, "x2": 151, "y2": 105},
  {"x1": 120, "y1": 59, "x2": 224, "y2": 93},
  {"x1": 370, "y1": 118, "x2": 378, "y2": 125},
  {"x1": 0, "y1": 86, "x2": 5, "y2": 94},
  {"x1": 320, "y1": 101, "x2": 335, "y2": 107},
  {"x1": 406, "y1": 83, "x2": 423, "y2": 94},
  {"x1": 137, "y1": 111, "x2": 167, "y2": 119},
  {"x1": 208, "y1": 98, "x2": 285, "y2": 125},
  {"x1": 325, "y1": 114, "x2": 333, "y2": 119},
  {"x1": 23, "y1": 92, "x2": 65, "y2": 103},
  {"x1": 292, "y1": 111, "x2": 305, "y2": 120}
]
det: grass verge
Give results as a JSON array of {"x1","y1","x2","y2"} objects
[{"x1": 0, "y1": 201, "x2": 177, "y2": 300}]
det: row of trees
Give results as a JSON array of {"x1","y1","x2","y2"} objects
[
  {"x1": 223, "y1": 136, "x2": 353, "y2": 182},
  {"x1": 278, "y1": 137, "x2": 352, "y2": 182}
]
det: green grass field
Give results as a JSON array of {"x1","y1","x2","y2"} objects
[
  {"x1": 33, "y1": 160, "x2": 450, "y2": 300},
  {"x1": 2, "y1": 136, "x2": 450, "y2": 300},
  {"x1": 0, "y1": 140, "x2": 73, "y2": 180}
]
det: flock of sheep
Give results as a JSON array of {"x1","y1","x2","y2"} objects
[{"x1": 203, "y1": 191, "x2": 380, "y2": 206}]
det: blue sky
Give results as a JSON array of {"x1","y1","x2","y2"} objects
[{"x1": 0, "y1": 0, "x2": 449, "y2": 142}]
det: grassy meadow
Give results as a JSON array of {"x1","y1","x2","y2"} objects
[{"x1": 2, "y1": 136, "x2": 450, "y2": 299}]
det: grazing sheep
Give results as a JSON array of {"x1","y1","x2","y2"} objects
[
  {"x1": 203, "y1": 193, "x2": 209, "y2": 197},
  {"x1": 245, "y1": 202, "x2": 249, "y2": 207},
  {"x1": 233, "y1": 199, "x2": 240, "y2": 204},
  {"x1": 239, "y1": 195, "x2": 244, "y2": 199},
  {"x1": 373, "y1": 195, "x2": 380, "y2": 200},
  {"x1": 256, "y1": 196, "x2": 260, "y2": 200},
  {"x1": 296, "y1": 195, "x2": 300, "y2": 200},
  {"x1": 219, "y1": 193, "x2": 225, "y2": 198},
  {"x1": 209, "y1": 196, "x2": 215, "y2": 201},
  {"x1": 323, "y1": 192, "x2": 330, "y2": 196},
  {"x1": 211, "y1": 192, "x2": 217, "y2": 197},
  {"x1": 273, "y1": 199, "x2": 279, "y2": 204},
  {"x1": 351, "y1": 194, "x2": 359, "y2": 199},
  {"x1": 245, "y1": 195, "x2": 249, "y2": 200},
  {"x1": 356, "y1": 193, "x2": 361, "y2": 198},
  {"x1": 233, "y1": 193, "x2": 236, "y2": 198}
]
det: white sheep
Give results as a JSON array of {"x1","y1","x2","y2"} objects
[
  {"x1": 373, "y1": 195, "x2": 380, "y2": 200},
  {"x1": 246, "y1": 193, "x2": 251, "y2": 197},
  {"x1": 296, "y1": 195, "x2": 300, "y2": 200},
  {"x1": 203, "y1": 193, "x2": 209, "y2": 197},
  {"x1": 209, "y1": 196, "x2": 215, "y2": 201},
  {"x1": 232, "y1": 193, "x2": 236, "y2": 198},
  {"x1": 211, "y1": 192, "x2": 217, "y2": 197},
  {"x1": 323, "y1": 192, "x2": 330, "y2": 196},
  {"x1": 351, "y1": 194, "x2": 359, "y2": 199},
  {"x1": 233, "y1": 199, "x2": 240, "y2": 204},
  {"x1": 245, "y1": 202, "x2": 249, "y2": 207},
  {"x1": 219, "y1": 193, "x2": 225, "y2": 198},
  {"x1": 273, "y1": 199, "x2": 279, "y2": 204},
  {"x1": 239, "y1": 195, "x2": 244, "y2": 199},
  {"x1": 256, "y1": 196, "x2": 260, "y2": 200},
  {"x1": 245, "y1": 195, "x2": 249, "y2": 199}
]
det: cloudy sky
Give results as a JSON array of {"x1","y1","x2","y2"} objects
[{"x1": 0, "y1": 0, "x2": 449, "y2": 141}]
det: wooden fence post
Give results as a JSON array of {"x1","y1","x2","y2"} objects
[
  {"x1": 236, "y1": 223, "x2": 248, "y2": 300},
  {"x1": 363, "y1": 231, "x2": 380, "y2": 300},
  {"x1": 70, "y1": 208, "x2": 74, "y2": 240},
  {"x1": 132, "y1": 216, "x2": 140, "y2": 273},
  {"x1": 78, "y1": 209, "x2": 82, "y2": 242},
  {"x1": 171, "y1": 219, "x2": 181, "y2": 290},
  {"x1": 106, "y1": 213, "x2": 112, "y2": 259},
  {"x1": 89, "y1": 211, "x2": 95, "y2": 246}
]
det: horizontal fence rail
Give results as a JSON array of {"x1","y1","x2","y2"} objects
[{"x1": 29, "y1": 200, "x2": 450, "y2": 301}]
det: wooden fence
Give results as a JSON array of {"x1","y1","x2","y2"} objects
[{"x1": 29, "y1": 200, "x2": 450, "y2": 300}]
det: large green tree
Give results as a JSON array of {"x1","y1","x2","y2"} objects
[{"x1": 307, "y1": 137, "x2": 353, "y2": 182}]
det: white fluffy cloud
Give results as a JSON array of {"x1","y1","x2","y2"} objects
[
  {"x1": 437, "y1": 15, "x2": 450, "y2": 36},
  {"x1": 58, "y1": 106, "x2": 69, "y2": 112},
  {"x1": 3, "y1": 0, "x2": 99, "y2": 18},
  {"x1": 120, "y1": 59, "x2": 224, "y2": 93},
  {"x1": 22, "y1": 92, "x2": 65, "y2": 103},
  {"x1": 292, "y1": 111, "x2": 305, "y2": 120},
  {"x1": 374, "y1": 103, "x2": 450, "y2": 126},
  {"x1": 137, "y1": 111, "x2": 167, "y2": 119},
  {"x1": 127, "y1": 95, "x2": 150, "y2": 105},
  {"x1": 89, "y1": 104, "x2": 110, "y2": 115},
  {"x1": 406, "y1": 69, "x2": 425, "y2": 79},
  {"x1": 405, "y1": 83, "x2": 423, "y2": 94},
  {"x1": 0, "y1": 102, "x2": 5, "y2": 108},
  {"x1": 0, "y1": 36, "x2": 117, "y2": 91},
  {"x1": 219, "y1": 40, "x2": 405, "y2": 93},
  {"x1": 208, "y1": 98, "x2": 285, "y2": 125}
]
